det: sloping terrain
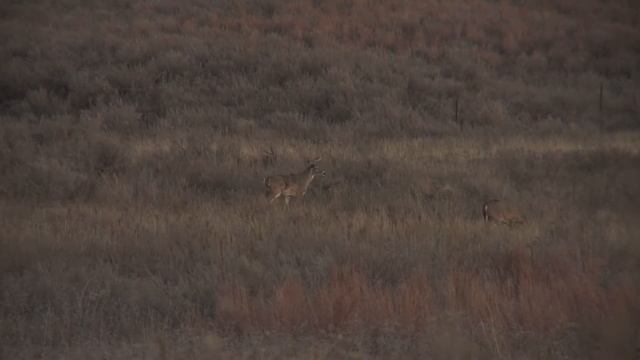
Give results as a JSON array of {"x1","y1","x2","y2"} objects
[{"x1": 1, "y1": 0, "x2": 639, "y2": 358}]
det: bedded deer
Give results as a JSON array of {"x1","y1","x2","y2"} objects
[
  {"x1": 482, "y1": 199, "x2": 526, "y2": 226},
  {"x1": 264, "y1": 157, "x2": 325, "y2": 205}
]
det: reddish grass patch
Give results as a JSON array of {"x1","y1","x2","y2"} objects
[{"x1": 216, "y1": 248, "x2": 639, "y2": 340}]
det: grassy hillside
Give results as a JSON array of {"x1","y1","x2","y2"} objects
[{"x1": 1, "y1": 0, "x2": 639, "y2": 358}]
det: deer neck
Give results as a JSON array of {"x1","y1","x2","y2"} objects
[{"x1": 300, "y1": 166, "x2": 316, "y2": 190}]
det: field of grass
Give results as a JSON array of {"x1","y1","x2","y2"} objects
[{"x1": 1, "y1": 0, "x2": 639, "y2": 358}]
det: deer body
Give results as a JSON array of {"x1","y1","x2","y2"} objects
[
  {"x1": 264, "y1": 161, "x2": 324, "y2": 205},
  {"x1": 483, "y1": 199, "x2": 525, "y2": 225}
]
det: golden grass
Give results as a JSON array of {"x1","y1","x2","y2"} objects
[{"x1": 2, "y1": 0, "x2": 639, "y2": 358}]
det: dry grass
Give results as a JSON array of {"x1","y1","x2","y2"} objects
[{"x1": 1, "y1": 0, "x2": 640, "y2": 359}]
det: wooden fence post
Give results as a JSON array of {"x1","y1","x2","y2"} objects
[
  {"x1": 454, "y1": 96, "x2": 462, "y2": 131},
  {"x1": 599, "y1": 83, "x2": 603, "y2": 113},
  {"x1": 599, "y1": 83, "x2": 605, "y2": 130}
]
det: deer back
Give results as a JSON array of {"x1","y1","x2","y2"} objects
[
  {"x1": 484, "y1": 200, "x2": 525, "y2": 224},
  {"x1": 283, "y1": 165, "x2": 317, "y2": 196}
]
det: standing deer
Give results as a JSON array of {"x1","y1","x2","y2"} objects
[
  {"x1": 482, "y1": 199, "x2": 526, "y2": 226},
  {"x1": 264, "y1": 157, "x2": 325, "y2": 205}
]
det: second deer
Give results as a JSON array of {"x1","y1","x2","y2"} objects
[
  {"x1": 482, "y1": 199, "x2": 526, "y2": 226},
  {"x1": 264, "y1": 157, "x2": 325, "y2": 205}
]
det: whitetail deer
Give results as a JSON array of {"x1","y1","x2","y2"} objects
[
  {"x1": 264, "y1": 157, "x2": 325, "y2": 205},
  {"x1": 482, "y1": 199, "x2": 526, "y2": 226}
]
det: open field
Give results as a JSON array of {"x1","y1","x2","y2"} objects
[{"x1": 1, "y1": 0, "x2": 640, "y2": 358}]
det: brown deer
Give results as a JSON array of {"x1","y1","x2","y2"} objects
[
  {"x1": 264, "y1": 157, "x2": 325, "y2": 205},
  {"x1": 482, "y1": 199, "x2": 526, "y2": 226}
]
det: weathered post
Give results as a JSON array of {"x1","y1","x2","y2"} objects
[
  {"x1": 599, "y1": 83, "x2": 604, "y2": 130},
  {"x1": 599, "y1": 83, "x2": 603, "y2": 113},
  {"x1": 455, "y1": 96, "x2": 462, "y2": 131}
]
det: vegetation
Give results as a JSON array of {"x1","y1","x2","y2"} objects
[{"x1": 1, "y1": 0, "x2": 639, "y2": 358}]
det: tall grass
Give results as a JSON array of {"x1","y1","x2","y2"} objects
[{"x1": 1, "y1": 0, "x2": 639, "y2": 358}]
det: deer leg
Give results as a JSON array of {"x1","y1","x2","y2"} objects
[{"x1": 270, "y1": 192, "x2": 281, "y2": 203}]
